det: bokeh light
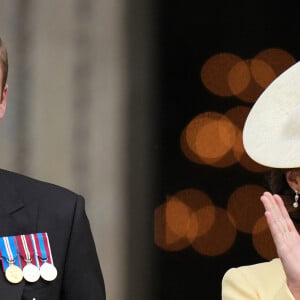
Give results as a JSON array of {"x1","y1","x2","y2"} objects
[
  {"x1": 181, "y1": 126, "x2": 238, "y2": 167},
  {"x1": 227, "y1": 60, "x2": 251, "y2": 96},
  {"x1": 181, "y1": 112, "x2": 237, "y2": 166},
  {"x1": 250, "y1": 58, "x2": 276, "y2": 89},
  {"x1": 192, "y1": 207, "x2": 236, "y2": 256},
  {"x1": 173, "y1": 188, "x2": 213, "y2": 210},
  {"x1": 156, "y1": 48, "x2": 295, "y2": 258},
  {"x1": 231, "y1": 59, "x2": 265, "y2": 103},
  {"x1": 225, "y1": 106, "x2": 250, "y2": 163},
  {"x1": 181, "y1": 107, "x2": 271, "y2": 171},
  {"x1": 154, "y1": 202, "x2": 190, "y2": 251},
  {"x1": 200, "y1": 49, "x2": 296, "y2": 103},
  {"x1": 201, "y1": 53, "x2": 244, "y2": 97},
  {"x1": 225, "y1": 106, "x2": 270, "y2": 173},
  {"x1": 254, "y1": 48, "x2": 296, "y2": 77},
  {"x1": 194, "y1": 114, "x2": 236, "y2": 159},
  {"x1": 165, "y1": 199, "x2": 191, "y2": 237},
  {"x1": 173, "y1": 189, "x2": 216, "y2": 242},
  {"x1": 154, "y1": 189, "x2": 215, "y2": 251},
  {"x1": 186, "y1": 205, "x2": 216, "y2": 242},
  {"x1": 180, "y1": 127, "x2": 203, "y2": 164},
  {"x1": 227, "y1": 185, "x2": 265, "y2": 233},
  {"x1": 252, "y1": 216, "x2": 277, "y2": 260}
]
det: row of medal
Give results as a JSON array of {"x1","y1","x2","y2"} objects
[{"x1": 0, "y1": 233, "x2": 57, "y2": 284}]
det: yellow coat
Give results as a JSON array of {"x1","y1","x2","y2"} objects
[{"x1": 222, "y1": 258, "x2": 295, "y2": 299}]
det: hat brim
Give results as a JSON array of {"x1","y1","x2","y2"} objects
[{"x1": 243, "y1": 61, "x2": 300, "y2": 168}]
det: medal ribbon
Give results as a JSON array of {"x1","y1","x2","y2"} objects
[
  {"x1": 44, "y1": 233, "x2": 54, "y2": 264},
  {"x1": 15, "y1": 234, "x2": 39, "y2": 267},
  {"x1": 0, "y1": 236, "x2": 22, "y2": 271},
  {"x1": 33, "y1": 233, "x2": 53, "y2": 264},
  {"x1": 30, "y1": 234, "x2": 40, "y2": 268}
]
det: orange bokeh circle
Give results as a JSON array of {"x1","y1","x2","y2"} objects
[
  {"x1": 186, "y1": 205, "x2": 216, "y2": 242},
  {"x1": 227, "y1": 184, "x2": 265, "y2": 233},
  {"x1": 165, "y1": 199, "x2": 191, "y2": 237},
  {"x1": 255, "y1": 48, "x2": 296, "y2": 77},
  {"x1": 225, "y1": 106, "x2": 270, "y2": 173},
  {"x1": 252, "y1": 216, "x2": 277, "y2": 260},
  {"x1": 250, "y1": 58, "x2": 276, "y2": 89},
  {"x1": 195, "y1": 114, "x2": 236, "y2": 159},
  {"x1": 154, "y1": 189, "x2": 216, "y2": 251},
  {"x1": 225, "y1": 106, "x2": 250, "y2": 161},
  {"x1": 181, "y1": 112, "x2": 237, "y2": 166},
  {"x1": 192, "y1": 207, "x2": 236, "y2": 256},
  {"x1": 201, "y1": 49, "x2": 295, "y2": 103},
  {"x1": 201, "y1": 53, "x2": 244, "y2": 97},
  {"x1": 154, "y1": 203, "x2": 190, "y2": 251},
  {"x1": 173, "y1": 189, "x2": 216, "y2": 242},
  {"x1": 227, "y1": 60, "x2": 251, "y2": 96}
]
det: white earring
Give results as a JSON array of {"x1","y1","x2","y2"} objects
[{"x1": 293, "y1": 189, "x2": 299, "y2": 208}]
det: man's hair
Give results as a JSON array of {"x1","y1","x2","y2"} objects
[{"x1": 0, "y1": 37, "x2": 8, "y2": 91}]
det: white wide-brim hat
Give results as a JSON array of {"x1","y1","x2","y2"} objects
[{"x1": 243, "y1": 61, "x2": 300, "y2": 168}]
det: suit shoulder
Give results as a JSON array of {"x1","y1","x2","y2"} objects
[{"x1": 0, "y1": 169, "x2": 81, "y2": 203}]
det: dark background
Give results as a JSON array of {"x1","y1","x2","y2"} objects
[{"x1": 152, "y1": 2, "x2": 300, "y2": 299}]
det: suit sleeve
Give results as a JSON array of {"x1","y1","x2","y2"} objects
[
  {"x1": 61, "y1": 195, "x2": 106, "y2": 300},
  {"x1": 222, "y1": 267, "x2": 295, "y2": 300}
]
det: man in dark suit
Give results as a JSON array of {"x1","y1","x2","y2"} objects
[{"x1": 0, "y1": 37, "x2": 106, "y2": 299}]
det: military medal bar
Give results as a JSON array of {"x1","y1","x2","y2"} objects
[
  {"x1": 0, "y1": 236, "x2": 23, "y2": 284},
  {"x1": 0, "y1": 232, "x2": 57, "y2": 284},
  {"x1": 33, "y1": 233, "x2": 57, "y2": 282},
  {"x1": 16, "y1": 234, "x2": 40, "y2": 283}
]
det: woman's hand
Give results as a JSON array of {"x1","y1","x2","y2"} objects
[{"x1": 261, "y1": 191, "x2": 300, "y2": 299}]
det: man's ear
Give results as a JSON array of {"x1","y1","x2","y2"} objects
[
  {"x1": 0, "y1": 84, "x2": 8, "y2": 119},
  {"x1": 285, "y1": 169, "x2": 300, "y2": 191}
]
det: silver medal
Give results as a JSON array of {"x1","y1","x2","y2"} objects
[
  {"x1": 23, "y1": 262, "x2": 40, "y2": 283},
  {"x1": 40, "y1": 262, "x2": 57, "y2": 281}
]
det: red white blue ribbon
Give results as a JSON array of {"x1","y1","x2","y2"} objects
[{"x1": 0, "y1": 236, "x2": 22, "y2": 271}]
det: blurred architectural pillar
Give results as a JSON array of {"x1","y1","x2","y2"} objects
[
  {"x1": 0, "y1": 1, "x2": 129, "y2": 299},
  {"x1": 124, "y1": 0, "x2": 159, "y2": 299}
]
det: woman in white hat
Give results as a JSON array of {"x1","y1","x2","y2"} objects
[{"x1": 222, "y1": 61, "x2": 300, "y2": 300}]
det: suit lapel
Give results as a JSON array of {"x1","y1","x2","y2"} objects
[
  {"x1": 0, "y1": 272, "x2": 25, "y2": 300},
  {"x1": 0, "y1": 170, "x2": 39, "y2": 299}
]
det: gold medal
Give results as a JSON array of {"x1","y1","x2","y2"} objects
[{"x1": 5, "y1": 263, "x2": 23, "y2": 284}]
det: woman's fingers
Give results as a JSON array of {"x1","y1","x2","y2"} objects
[
  {"x1": 264, "y1": 210, "x2": 284, "y2": 247},
  {"x1": 274, "y1": 194, "x2": 297, "y2": 233},
  {"x1": 260, "y1": 191, "x2": 275, "y2": 210},
  {"x1": 260, "y1": 192, "x2": 300, "y2": 296},
  {"x1": 260, "y1": 192, "x2": 289, "y2": 235}
]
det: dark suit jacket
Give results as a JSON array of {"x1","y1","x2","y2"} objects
[{"x1": 0, "y1": 169, "x2": 106, "y2": 300}]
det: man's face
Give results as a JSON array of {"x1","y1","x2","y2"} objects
[
  {"x1": 0, "y1": 66, "x2": 7, "y2": 119},
  {"x1": 0, "y1": 66, "x2": 2, "y2": 99}
]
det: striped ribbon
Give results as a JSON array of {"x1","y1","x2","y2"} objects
[{"x1": 0, "y1": 236, "x2": 22, "y2": 271}]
